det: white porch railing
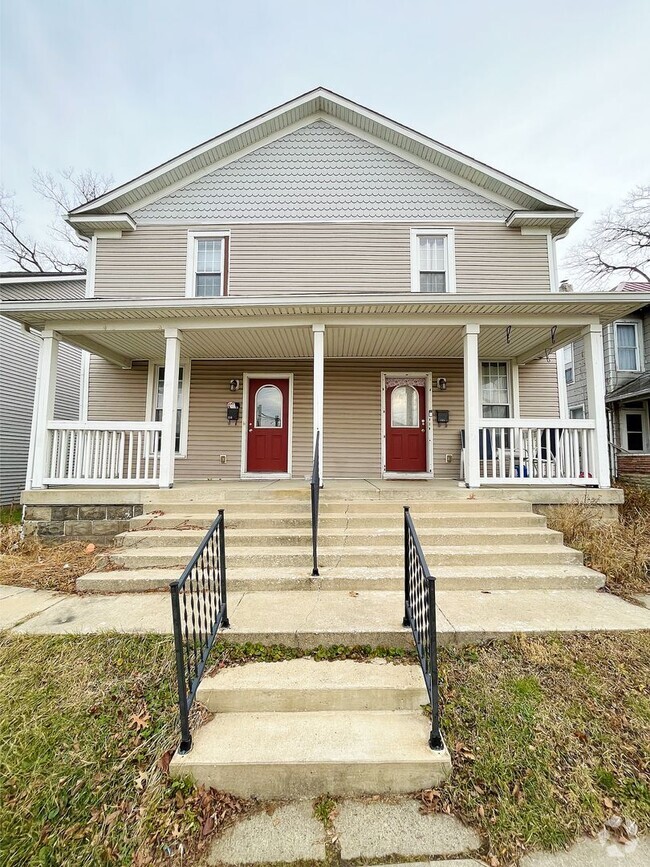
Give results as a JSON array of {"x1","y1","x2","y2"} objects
[
  {"x1": 43, "y1": 422, "x2": 164, "y2": 485},
  {"x1": 477, "y1": 418, "x2": 598, "y2": 485}
]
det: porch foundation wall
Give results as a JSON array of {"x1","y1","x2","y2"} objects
[{"x1": 23, "y1": 503, "x2": 144, "y2": 544}]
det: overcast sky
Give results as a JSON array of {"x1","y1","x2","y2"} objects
[{"x1": 1, "y1": 0, "x2": 648, "y2": 272}]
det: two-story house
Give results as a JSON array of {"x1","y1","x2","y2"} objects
[
  {"x1": 564, "y1": 282, "x2": 650, "y2": 484},
  {"x1": 2, "y1": 88, "x2": 649, "y2": 539}
]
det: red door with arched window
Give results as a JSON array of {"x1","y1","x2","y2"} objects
[
  {"x1": 246, "y1": 378, "x2": 289, "y2": 473},
  {"x1": 385, "y1": 380, "x2": 427, "y2": 472}
]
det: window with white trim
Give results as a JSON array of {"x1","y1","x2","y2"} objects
[
  {"x1": 410, "y1": 229, "x2": 455, "y2": 293},
  {"x1": 621, "y1": 405, "x2": 648, "y2": 452},
  {"x1": 186, "y1": 232, "x2": 228, "y2": 297},
  {"x1": 151, "y1": 365, "x2": 189, "y2": 456},
  {"x1": 481, "y1": 362, "x2": 510, "y2": 420},
  {"x1": 569, "y1": 405, "x2": 585, "y2": 419},
  {"x1": 563, "y1": 344, "x2": 574, "y2": 385},
  {"x1": 615, "y1": 322, "x2": 641, "y2": 372}
]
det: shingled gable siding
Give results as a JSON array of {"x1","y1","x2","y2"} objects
[
  {"x1": 84, "y1": 356, "x2": 559, "y2": 480},
  {"x1": 93, "y1": 221, "x2": 551, "y2": 300}
]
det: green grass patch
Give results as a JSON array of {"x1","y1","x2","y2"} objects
[
  {"x1": 1, "y1": 633, "x2": 648, "y2": 866},
  {"x1": 0, "y1": 634, "x2": 252, "y2": 866},
  {"x1": 0, "y1": 504, "x2": 21, "y2": 525},
  {"x1": 430, "y1": 632, "x2": 650, "y2": 865}
]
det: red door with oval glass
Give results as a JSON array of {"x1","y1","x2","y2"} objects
[
  {"x1": 385, "y1": 380, "x2": 427, "y2": 472},
  {"x1": 246, "y1": 378, "x2": 289, "y2": 473}
]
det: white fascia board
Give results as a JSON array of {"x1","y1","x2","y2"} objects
[
  {"x1": 67, "y1": 213, "x2": 136, "y2": 231},
  {"x1": 3, "y1": 292, "x2": 650, "y2": 325},
  {"x1": 506, "y1": 210, "x2": 581, "y2": 226},
  {"x1": 0, "y1": 274, "x2": 86, "y2": 284},
  {"x1": 68, "y1": 87, "x2": 577, "y2": 218}
]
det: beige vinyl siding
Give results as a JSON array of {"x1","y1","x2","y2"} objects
[
  {"x1": 85, "y1": 354, "x2": 557, "y2": 480},
  {"x1": 178, "y1": 360, "x2": 312, "y2": 480},
  {"x1": 518, "y1": 356, "x2": 560, "y2": 417},
  {"x1": 87, "y1": 357, "x2": 149, "y2": 421},
  {"x1": 94, "y1": 222, "x2": 551, "y2": 300}
]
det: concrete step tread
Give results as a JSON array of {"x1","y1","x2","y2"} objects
[
  {"x1": 108, "y1": 543, "x2": 578, "y2": 556},
  {"x1": 200, "y1": 658, "x2": 425, "y2": 692},
  {"x1": 121, "y1": 526, "x2": 558, "y2": 540},
  {"x1": 171, "y1": 708, "x2": 450, "y2": 765},
  {"x1": 197, "y1": 658, "x2": 428, "y2": 712},
  {"x1": 146, "y1": 500, "x2": 535, "y2": 514}
]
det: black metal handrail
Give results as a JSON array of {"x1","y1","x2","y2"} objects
[
  {"x1": 170, "y1": 508, "x2": 229, "y2": 753},
  {"x1": 403, "y1": 506, "x2": 443, "y2": 751},
  {"x1": 310, "y1": 430, "x2": 321, "y2": 576}
]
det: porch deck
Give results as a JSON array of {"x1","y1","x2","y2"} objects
[{"x1": 21, "y1": 477, "x2": 624, "y2": 507}]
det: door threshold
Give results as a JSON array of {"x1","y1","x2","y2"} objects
[
  {"x1": 241, "y1": 473, "x2": 292, "y2": 480},
  {"x1": 383, "y1": 472, "x2": 434, "y2": 480}
]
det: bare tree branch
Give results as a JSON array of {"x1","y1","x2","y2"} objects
[
  {"x1": 564, "y1": 184, "x2": 650, "y2": 290},
  {"x1": 0, "y1": 168, "x2": 112, "y2": 273}
]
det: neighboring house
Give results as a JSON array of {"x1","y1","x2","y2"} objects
[
  {"x1": 564, "y1": 282, "x2": 650, "y2": 484},
  {"x1": 1, "y1": 88, "x2": 649, "y2": 517},
  {"x1": 0, "y1": 273, "x2": 85, "y2": 505}
]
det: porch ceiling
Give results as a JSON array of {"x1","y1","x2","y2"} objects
[{"x1": 55, "y1": 321, "x2": 582, "y2": 365}]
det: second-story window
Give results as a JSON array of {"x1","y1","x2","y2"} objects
[
  {"x1": 186, "y1": 232, "x2": 228, "y2": 297},
  {"x1": 615, "y1": 322, "x2": 641, "y2": 372},
  {"x1": 410, "y1": 228, "x2": 456, "y2": 293}
]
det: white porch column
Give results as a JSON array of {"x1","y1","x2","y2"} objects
[
  {"x1": 312, "y1": 324, "x2": 325, "y2": 483},
  {"x1": 583, "y1": 323, "x2": 611, "y2": 488},
  {"x1": 463, "y1": 324, "x2": 481, "y2": 488},
  {"x1": 31, "y1": 330, "x2": 60, "y2": 489},
  {"x1": 159, "y1": 328, "x2": 182, "y2": 489}
]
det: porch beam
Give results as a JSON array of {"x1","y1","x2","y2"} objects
[
  {"x1": 31, "y1": 330, "x2": 59, "y2": 489},
  {"x1": 43, "y1": 313, "x2": 603, "y2": 334},
  {"x1": 312, "y1": 324, "x2": 325, "y2": 482},
  {"x1": 463, "y1": 324, "x2": 481, "y2": 488},
  {"x1": 159, "y1": 328, "x2": 182, "y2": 488},
  {"x1": 583, "y1": 323, "x2": 611, "y2": 488},
  {"x1": 54, "y1": 332, "x2": 132, "y2": 369}
]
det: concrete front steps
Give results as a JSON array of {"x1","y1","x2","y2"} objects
[
  {"x1": 79, "y1": 494, "x2": 604, "y2": 593},
  {"x1": 169, "y1": 658, "x2": 451, "y2": 797}
]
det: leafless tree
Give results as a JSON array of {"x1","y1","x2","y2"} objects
[
  {"x1": 0, "y1": 168, "x2": 112, "y2": 273},
  {"x1": 564, "y1": 184, "x2": 650, "y2": 290}
]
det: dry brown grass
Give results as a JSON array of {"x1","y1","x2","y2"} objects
[
  {"x1": 0, "y1": 525, "x2": 102, "y2": 593},
  {"x1": 545, "y1": 484, "x2": 650, "y2": 595}
]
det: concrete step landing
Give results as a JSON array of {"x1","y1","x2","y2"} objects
[
  {"x1": 169, "y1": 708, "x2": 451, "y2": 798},
  {"x1": 77, "y1": 562, "x2": 604, "y2": 593}
]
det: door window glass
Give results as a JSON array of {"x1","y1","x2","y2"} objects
[
  {"x1": 391, "y1": 385, "x2": 419, "y2": 427},
  {"x1": 255, "y1": 385, "x2": 283, "y2": 428}
]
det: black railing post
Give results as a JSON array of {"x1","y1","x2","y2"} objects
[
  {"x1": 169, "y1": 510, "x2": 229, "y2": 753},
  {"x1": 402, "y1": 505, "x2": 410, "y2": 628},
  {"x1": 403, "y1": 505, "x2": 444, "y2": 752},
  {"x1": 427, "y1": 575, "x2": 443, "y2": 750},
  {"x1": 218, "y1": 508, "x2": 230, "y2": 628},
  {"x1": 170, "y1": 582, "x2": 192, "y2": 754}
]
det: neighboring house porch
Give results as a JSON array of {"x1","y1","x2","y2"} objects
[{"x1": 5, "y1": 291, "x2": 649, "y2": 499}]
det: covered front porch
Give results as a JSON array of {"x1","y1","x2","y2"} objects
[{"x1": 5, "y1": 292, "x2": 645, "y2": 493}]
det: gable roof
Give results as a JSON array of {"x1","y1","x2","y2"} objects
[{"x1": 69, "y1": 87, "x2": 578, "y2": 220}]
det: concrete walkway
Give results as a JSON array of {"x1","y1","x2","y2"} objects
[{"x1": 3, "y1": 584, "x2": 650, "y2": 643}]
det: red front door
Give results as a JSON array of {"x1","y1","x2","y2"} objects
[
  {"x1": 385, "y1": 381, "x2": 427, "y2": 472},
  {"x1": 246, "y1": 378, "x2": 289, "y2": 473}
]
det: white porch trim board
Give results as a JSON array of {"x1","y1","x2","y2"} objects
[
  {"x1": 159, "y1": 329, "x2": 182, "y2": 488},
  {"x1": 463, "y1": 324, "x2": 481, "y2": 488},
  {"x1": 312, "y1": 324, "x2": 325, "y2": 483},
  {"x1": 583, "y1": 323, "x2": 611, "y2": 488},
  {"x1": 31, "y1": 331, "x2": 60, "y2": 489}
]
